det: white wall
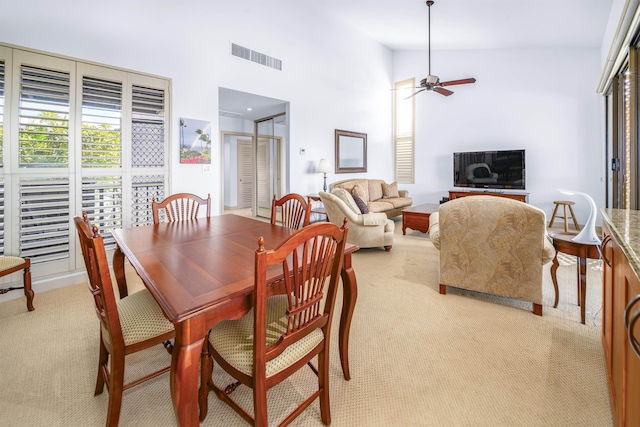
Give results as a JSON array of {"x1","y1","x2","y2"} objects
[
  {"x1": 0, "y1": 0, "x2": 393, "y2": 215},
  {"x1": 393, "y1": 48, "x2": 604, "y2": 223}
]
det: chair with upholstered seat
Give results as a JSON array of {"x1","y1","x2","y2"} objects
[
  {"x1": 198, "y1": 221, "x2": 348, "y2": 426},
  {"x1": 74, "y1": 213, "x2": 175, "y2": 427},
  {"x1": 270, "y1": 193, "x2": 311, "y2": 229},
  {"x1": 0, "y1": 256, "x2": 34, "y2": 311},
  {"x1": 320, "y1": 188, "x2": 394, "y2": 251},
  {"x1": 151, "y1": 192, "x2": 211, "y2": 223}
]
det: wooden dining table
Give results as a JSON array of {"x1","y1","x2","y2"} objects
[{"x1": 111, "y1": 214, "x2": 358, "y2": 427}]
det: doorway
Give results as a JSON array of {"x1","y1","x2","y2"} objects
[{"x1": 219, "y1": 88, "x2": 289, "y2": 217}]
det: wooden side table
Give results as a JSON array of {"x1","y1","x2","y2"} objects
[
  {"x1": 307, "y1": 195, "x2": 328, "y2": 223},
  {"x1": 402, "y1": 203, "x2": 440, "y2": 235},
  {"x1": 549, "y1": 232, "x2": 600, "y2": 324}
]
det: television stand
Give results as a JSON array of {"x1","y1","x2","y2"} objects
[{"x1": 449, "y1": 189, "x2": 528, "y2": 203}]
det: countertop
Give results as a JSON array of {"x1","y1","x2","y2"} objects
[{"x1": 601, "y1": 208, "x2": 640, "y2": 282}]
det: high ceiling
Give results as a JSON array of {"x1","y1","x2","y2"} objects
[
  {"x1": 220, "y1": 0, "x2": 614, "y2": 119},
  {"x1": 316, "y1": 0, "x2": 613, "y2": 51}
]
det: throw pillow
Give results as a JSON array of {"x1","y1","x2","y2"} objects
[
  {"x1": 331, "y1": 188, "x2": 361, "y2": 214},
  {"x1": 351, "y1": 194, "x2": 369, "y2": 214},
  {"x1": 473, "y1": 167, "x2": 490, "y2": 178},
  {"x1": 382, "y1": 181, "x2": 399, "y2": 199},
  {"x1": 351, "y1": 184, "x2": 368, "y2": 202}
]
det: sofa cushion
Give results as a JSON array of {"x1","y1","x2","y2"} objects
[
  {"x1": 331, "y1": 188, "x2": 361, "y2": 214},
  {"x1": 368, "y1": 200, "x2": 394, "y2": 213},
  {"x1": 352, "y1": 194, "x2": 369, "y2": 214},
  {"x1": 382, "y1": 181, "x2": 399, "y2": 198},
  {"x1": 384, "y1": 197, "x2": 413, "y2": 209},
  {"x1": 368, "y1": 180, "x2": 384, "y2": 201}
]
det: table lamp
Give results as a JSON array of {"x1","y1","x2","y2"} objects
[
  {"x1": 557, "y1": 189, "x2": 601, "y2": 244},
  {"x1": 317, "y1": 159, "x2": 332, "y2": 192}
]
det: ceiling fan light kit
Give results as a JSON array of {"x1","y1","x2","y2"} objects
[{"x1": 406, "y1": 0, "x2": 476, "y2": 99}]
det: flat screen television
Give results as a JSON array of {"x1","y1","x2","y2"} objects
[{"x1": 453, "y1": 149, "x2": 525, "y2": 190}]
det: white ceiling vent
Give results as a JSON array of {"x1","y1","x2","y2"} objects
[
  {"x1": 219, "y1": 109, "x2": 243, "y2": 118},
  {"x1": 231, "y1": 43, "x2": 282, "y2": 71}
]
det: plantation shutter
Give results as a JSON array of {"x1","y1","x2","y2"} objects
[
  {"x1": 394, "y1": 78, "x2": 415, "y2": 184},
  {"x1": 2, "y1": 45, "x2": 170, "y2": 278},
  {"x1": 130, "y1": 83, "x2": 167, "y2": 226},
  {"x1": 80, "y1": 71, "x2": 124, "y2": 247},
  {"x1": 81, "y1": 76, "x2": 122, "y2": 168},
  {"x1": 18, "y1": 64, "x2": 70, "y2": 168},
  {"x1": 19, "y1": 177, "x2": 70, "y2": 262},
  {"x1": 0, "y1": 55, "x2": 5, "y2": 255},
  {"x1": 0, "y1": 58, "x2": 5, "y2": 168}
]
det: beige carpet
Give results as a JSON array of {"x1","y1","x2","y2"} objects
[{"x1": 0, "y1": 221, "x2": 612, "y2": 426}]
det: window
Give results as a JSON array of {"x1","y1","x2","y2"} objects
[
  {"x1": 1, "y1": 45, "x2": 169, "y2": 276},
  {"x1": 394, "y1": 78, "x2": 415, "y2": 183}
]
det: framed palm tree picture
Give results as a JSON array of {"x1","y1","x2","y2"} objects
[{"x1": 179, "y1": 118, "x2": 212, "y2": 164}]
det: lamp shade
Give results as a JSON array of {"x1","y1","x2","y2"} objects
[
  {"x1": 317, "y1": 159, "x2": 332, "y2": 174},
  {"x1": 557, "y1": 189, "x2": 601, "y2": 244}
]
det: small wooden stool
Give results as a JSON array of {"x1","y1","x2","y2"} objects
[{"x1": 549, "y1": 201, "x2": 580, "y2": 232}]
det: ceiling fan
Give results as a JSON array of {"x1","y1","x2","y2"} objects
[{"x1": 406, "y1": 0, "x2": 476, "y2": 98}]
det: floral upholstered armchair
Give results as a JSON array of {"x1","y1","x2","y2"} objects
[{"x1": 428, "y1": 195, "x2": 556, "y2": 315}]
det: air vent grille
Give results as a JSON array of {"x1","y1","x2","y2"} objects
[{"x1": 231, "y1": 43, "x2": 282, "y2": 71}]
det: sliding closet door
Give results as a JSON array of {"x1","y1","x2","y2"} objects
[{"x1": 254, "y1": 114, "x2": 283, "y2": 219}]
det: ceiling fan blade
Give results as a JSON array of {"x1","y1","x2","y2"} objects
[
  {"x1": 404, "y1": 88, "x2": 426, "y2": 100},
  {"x1": 440, "y1": 78, "x2": 476, "y2": 87},
  {"x1": 433, "y1": 87, "x2": 453, "y2": 96}
]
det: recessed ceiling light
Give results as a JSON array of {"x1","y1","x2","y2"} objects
[{"x1": 246, "y1": 107, "x2": 252, "y2": 111}]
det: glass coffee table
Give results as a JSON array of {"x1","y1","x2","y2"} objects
[{"x1": 402, "y1": 203, "x2": 440, "y2": 235}]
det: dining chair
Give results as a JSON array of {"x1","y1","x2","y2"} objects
[
  {"x1": 270, "y1": 193, "x2": 311, "y2": 229},
  {"x1": 199, "y1": 220, "x2": 348, "y2": 426},
  {"x1": 0, "y1": 256, "x2": 34, "y2": 311},
  {"x1": 151, "y1": 192, "x2": 211, "y2": 224},
  {"x1": 74, "y1": 213, "x2": 175, "y2": 427},
  {"x1": 151, "y1": 192, "x2": 210, "y2": 352}
]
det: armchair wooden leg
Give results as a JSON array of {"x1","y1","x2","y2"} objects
[
  {"x1": 384, "y1": 245, "x2": 392, "y2": 252},
  {"x1": 533, "y1": 303, "x2": 542, "y2": 316},
  {"x1": 439, "y1": 284, "x2": 446, "y2": 294}
]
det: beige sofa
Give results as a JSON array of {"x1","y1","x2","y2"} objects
[
  {"x1": 319, "y1": 189, "x2": 394, "y2": 251},
  {"x1": 331, "y1": 179, "x2": 412, "y2": 218},
  {"x1": 428, "y1": 196, "x2": 556, "y2": 315}
]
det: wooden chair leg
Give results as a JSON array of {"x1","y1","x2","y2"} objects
[
  {"x1": 253, "y1": 377, "x2": 269, "y2": 427},
  {"x1": 439, "y1": 284, "x2": 447, "y2": 294},
  {"x1": 568, "y1": 205, "x2": 580, "y2": 230},
  {"x1": 562, "y1": 204, "x2": 569, "y2": 232},
  {"x1": 548, "y1": 203, "x2": 560, "y2": 228},
  {"x1": 105, "y1": 354, "x2": 125, "y2": 427},
  {"x1": 23, "y1": 260, "x2": 34, "y2": 312},
  {"x1": 95, "y1": 336, "x2": 108, "y2": 395},
  {"x1": 318, "y1": 350, "x2": 331, "y2": 425},
  {"x1": 199, "y1": 342, "x2": 213, "y2": 422}
]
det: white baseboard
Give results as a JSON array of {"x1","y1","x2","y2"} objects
[{"x1": 0, "y1": 270, "x2": 86, "y2": 304}]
